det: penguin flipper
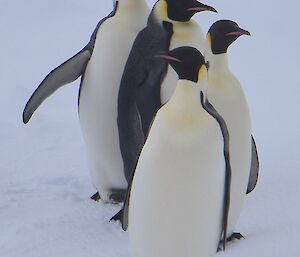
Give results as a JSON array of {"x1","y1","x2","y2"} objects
[
  {"x1": 118, "y1": 21, "x2": 173, "y2": 181},
  {"x1": 136, "y1": 63, "x2": 168, "y2": 137},
  {"x1": 113, "y1": 116, "x2": 157, "y2": 230},
  {"x1": 201, "y1": 92, "x2": 231, "y2": 251},
  {"x1": 23, "y1": 1, "x2": 120, "y2": 124},
  {"x1": 135, "y1": 21, "x2": 173, "y2": 137},
  {"x1": 22, "y1": 49, "x2": 91, "y2": 124},
  {"x1": 118, "y1": 102, "x2": 145, "y2": 181},
  {"x1": 246, "y1": 136, "x2": 259, "y2": 194}
]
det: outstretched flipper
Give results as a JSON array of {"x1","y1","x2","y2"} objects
[
  {"x1": 23, "y1": 49, "x2": 91, "y2": 123},
  {"x1": 201, "y1": 92, "x2": 231, "y2": 251},
  {"x1": 118, "y1": 18, "x2": 173, "y2": 181},
  {"x1": 247, "y1": 136, "x2": 259, "y2": 194},
  {"x1": 23, "y1": 1, "x2": 119, "y2": 124}
]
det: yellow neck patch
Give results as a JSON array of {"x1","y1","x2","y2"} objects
[
  {"x1": 198, "y1": 64, "x2": 207, "y2": 81},
  {"x1": 155, "y1": 0, "x2": 169, "y2": 21},
  {"x1": 207, "y1": 33, "x2": 212, "y2": 50}
]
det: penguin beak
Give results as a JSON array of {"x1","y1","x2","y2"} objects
[
  {"x1": 187, "y1": 2, "x2": 218, "y2": 13},
  {"x1": 226, "y1": 27, "x2": 251, "y2": 37},
  {"x1": 156, "y1": 54, "x2": 182, "y2": 63}
]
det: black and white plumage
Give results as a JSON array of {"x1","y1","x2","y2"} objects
[
  {"x1": 117, "y1": 0, "x2": 217, "y2": 182},
  {"x1": 114, "y1": 47, "x2": 232, "y2": 257},
  {"x1": 205, "y1": 20, "x2": 259, "y2": 239},
  {"x1": 23, "y1": 0, "x2": 150, "y2": 202}
]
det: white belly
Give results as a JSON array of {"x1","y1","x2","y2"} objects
[
  {"x1": 207, "y1": 78, "x2": 252, "y2": 237},
  {"x1": 79, "y1": 12, "x2": 148, "y2": 201},
  {"x1": 129, "y1": 111, "x2": 225, "y2": 257},
  {"x1": 161, "y1": 21, "x2": 204, "y2": 104}
]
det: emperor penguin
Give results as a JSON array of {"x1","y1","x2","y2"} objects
[
  {"x1": 117, "y1": 0, "x2": 217, "y2": 182},
  {"x1": 115, "y1": 47, "x2": 232, "y2": 257},
  {"x1": 22, "y1": 0, "x2": 150, "y2": 203},
  {"x1": 205, "y1": 20, "x2": 259, "y2": 240}
]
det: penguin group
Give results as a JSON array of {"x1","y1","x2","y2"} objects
[{"x1": 23, "y1": 0, "x2": 259, "y2": 256}]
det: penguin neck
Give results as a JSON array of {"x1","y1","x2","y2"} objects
[
  {"x1": 116, "y1": 0, "x2": 148, "y2": 15},
  {"x1": 205, "y1": 37, "x2": 231, "y2": 75},
  {"x1": 168, "y1": 80, "x2": 205, "y2": 113}
]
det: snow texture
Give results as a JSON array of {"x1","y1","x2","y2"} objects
[{"x1": 1, "y1": 0, "x2": 299, "y2": 257}]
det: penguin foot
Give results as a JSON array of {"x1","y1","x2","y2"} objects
[
  {"x1": 109, "y1": 209, "x2": 123, "y2": 223},
  {"x1": 109, "y1": 189, "x2": 126, "y2": 204},
  {"x1": 217, "y1": 233, "x2": 245, "y2": 252},
  {"x1": 90, "y1": 192, "x2": 101, "y2": 202},
  {"x1": 227, "y1": 232, "x2": 245, "y2": 242}
]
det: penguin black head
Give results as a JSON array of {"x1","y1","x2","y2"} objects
[
  {"x1": 158, "y1": 47, "x2": 207, "y2": 83},
  {"x1": 156, "y1": 0, "x2": 217, "y2": 22},
  {"x1": 208, "y1": 20, "x2": 251, "y2": 55}
]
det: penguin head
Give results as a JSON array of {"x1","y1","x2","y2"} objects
[
  {"x1": 158, "y1": 47, "x2": 208, "y2": 83},
  {"x1": 208, "y1": 20, "x2": 251, "y2": 55},
  {"x1": 155, "y1": 0, "x2": 217, "y2": 22}
]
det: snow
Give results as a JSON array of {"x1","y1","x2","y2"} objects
[{"x1": 1, "y1": 0, "x2": 299, "y2": 257}]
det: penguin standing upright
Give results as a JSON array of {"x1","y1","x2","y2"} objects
[
  {"x1": 205, "y1": 20, "x2": 259, "y2": 240},
  {"x1": 23, "y1": 0, "x2": 150, "y2": 202},
  {"x1": 117, "y1": 0, "x2": 217, "y2": 182},
  {"x1": 117, "y1": 47, "x2": 231, "y2": 257}
]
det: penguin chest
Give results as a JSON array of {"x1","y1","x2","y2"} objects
[
  {"x1": 208, "y1": 78, "x2": 252, "y2": 189},
  {"x1": 207, "y1": 75, "x2": 252, "y2": 235},
  {"x1": 78, "y1": 17, "x2": 144, "y2": 191},
  {"x1": 129, "y1": 114, "x2": 225, "y2": 257},
  {"x1": 80, "y1": 19, "x2": 138, "y2": 119},
  {"x1": 160, "y1": 22, "x2": 204, "y2": 104}
]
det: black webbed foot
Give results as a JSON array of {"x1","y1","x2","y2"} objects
[
  {"x1": 109, "y1": 209, "x2": 123, "y2": 223},
  {"x1": 227, "y1": 232, "x2": 245, "y2": 242},
  {"x1": 90, "y1": 192, "x2": 101, "y2": 201},
  {"x1": 109, "y1": 189, "x2": 126, "y2": 204},
  {"x1": 217, "y1": 233, "x2": 245, "y2": 252}
]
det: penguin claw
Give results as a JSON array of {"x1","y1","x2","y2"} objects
[
  {"x1": 217, "y1": 232, "x2": 245, "y2": 252},
  {"x1": 227, "y1": 232, "x2": 245, "y2": 242},
  {"x1": 90, "y1": 192, "x2": 101, "y2": 202},
  {"x1": 90, "y1": 190, "x2": 126, "y2": 203},
  {"x1": 109, "y1": 209, "x2": 123, "y2": 223}
]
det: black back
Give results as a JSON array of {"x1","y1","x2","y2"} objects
[{"x1": 117, "y1": 13, "x2": 173, "y2": 182}]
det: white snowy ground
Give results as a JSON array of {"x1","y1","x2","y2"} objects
[{"x1": 1, "y1": 0, "x2": 299, "y2": 256}]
